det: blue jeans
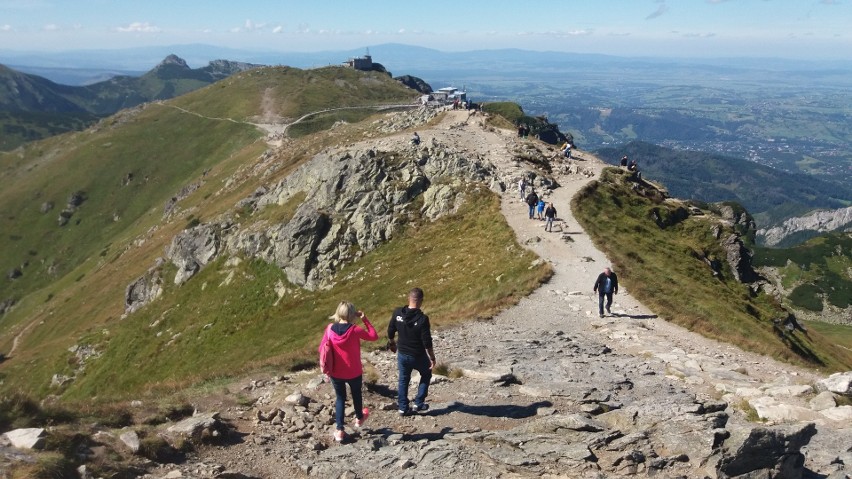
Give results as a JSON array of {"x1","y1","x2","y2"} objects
[
  {"x1": 599, "y1": 291, "x2": 613, "y2": 315},
  {"x1": 528, "y1": 205, "x2": 535, "y2": 218},
  {"x1": 545, "y1": 217, "x2": 553, "y2": 231},
  {"x1": 330, "y1": 375, "x2": 364, "y2": 430},
  {"x1": 397, "y1": 353, "x2": 431, "y2": 411}
]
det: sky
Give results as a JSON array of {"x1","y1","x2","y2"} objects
[{"x1": 1, "y1": 0, "x2": 850, "y2": 60}]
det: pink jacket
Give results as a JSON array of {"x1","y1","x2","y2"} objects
[{"x1": 320, "y1": 319, "x2": 378, "y2": 380}]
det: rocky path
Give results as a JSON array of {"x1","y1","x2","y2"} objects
[{"x1": 151, "y1": 110, "x2": 851, "y2": 479}]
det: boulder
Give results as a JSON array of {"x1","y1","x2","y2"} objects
[
  {"x1": 818, "y1": 372, "x2": 852, "y2": 396},
  {"x1": 715, "y1": 423, "x2": 817, "y2": 479},
  {"x1": 721, "y1": 233, "x2": 758, "y2": 283},
  {"x1": 809, "y1": 391, "x2": 837, "y2": 411},
  {"x1": 119, "y1": 429, "x2": 141, "y2": 453},
  {"x1": 3, "y1": 428, "x2": 46, "y2": 449},
  {"x1": 124, "y1": 261, "x2": 164, "y2": 313},
  {"x1": 166, "y1": 223, "x2": 225, "y2": 285},
  {"x1": 166, "y1": 412, "x2": 222, "y2": 440}
]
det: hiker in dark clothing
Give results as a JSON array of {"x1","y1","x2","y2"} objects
[
  {"x1": 621, "y1": 156, "x2": 629, "y2": 168},
  {"x1": 388, "y1": 288, "x2": 436, "y2": 415},
  {"x1": 544, "y1": 202, "x2": 557, "y2": 232},
  {"x1": 593, "y1": 267, "x2": 619, "y2": 318},
  {"x1": 525, "y1": 189, "x2": 539, "y2": 219}
]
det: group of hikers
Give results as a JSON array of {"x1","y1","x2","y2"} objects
[
  {"x1": 318, "y1": 129, "x2": 629, "y2": 443},
  {"x1": 518, "y1": 177, "x2": 558, "y2": 232},
  {"x1": 319, "y1": 288, "x2": 435, "y2": 443}
]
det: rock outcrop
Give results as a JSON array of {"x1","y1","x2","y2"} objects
[
  {"x1": 758, "y1": 206, "x2": 852, "y2": 247},
  {"x1": 132, "y1": 141, "x2": 504, "y2": 298}
]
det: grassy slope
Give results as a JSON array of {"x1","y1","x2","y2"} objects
[
  {"x1": 594, "y1": 141, "x2": 852, "y2": 227},
  {"x1": 572, "y1": 167, "x2": 852, "y2": 371},
  {"x1": 0, "y1": 66, "x2": 553, "y2": 401},
  {"x1": 753, "y1": 232, "x2": 852, "y2": 312}
]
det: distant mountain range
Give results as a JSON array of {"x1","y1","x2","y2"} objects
[
  {"x1": 0, "y1": 55, "x2": 259, "y2": 150},
  {"x1": 4, "y1": 43, "x2": 852, "y2": 86}
]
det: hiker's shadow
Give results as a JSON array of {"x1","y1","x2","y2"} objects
[
  {"x1": 612, "y1": 313, "x2": 658, "y2": 320},
  {"x1": 371, "y1": 426, "x2": 456, "y2": 442},
  {"x1": 365, "y1": 382, "x2": 397, "y2": 399},
  {"x1": 426, "y1": 400, "x2": 553, "y2": 419}
]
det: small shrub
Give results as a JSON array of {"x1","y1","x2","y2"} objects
[
  {"x1": 138, "y1": 435, "x2": 178, "y2": 463},
  {"x1": 738, "y1": 399, "x2": 765, "y2": 423},
  {"x1": 18, "y1": 452, "x2": 77, "y2": 479}
]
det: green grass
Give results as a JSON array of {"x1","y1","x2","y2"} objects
[
  {"x1": 2, "y1": 187, "x2": 549, "y2": 401},
  {"x1": 572, "y1": 167, "x2": 852, "y2": 371},
  {"x1": 753, "y1": 232, "x2": 852, "y2": 311},
  {"x1": 805, "y1": 321, "x2": 852, "y2": 351}
]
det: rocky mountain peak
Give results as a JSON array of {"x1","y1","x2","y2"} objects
[{"x1": 155, "y1": 54, "x2": 190, "y2": 70}]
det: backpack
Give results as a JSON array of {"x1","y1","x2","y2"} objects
[{"x1": 319, "y1": 324, "x2": 335, "y2": 376}]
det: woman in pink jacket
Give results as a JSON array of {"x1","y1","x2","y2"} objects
[{"x1": 321, "y1": 301, "x2": 378, "y2": 442}]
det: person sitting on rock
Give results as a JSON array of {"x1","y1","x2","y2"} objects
[{"x1": 411, "y1": 132, "x2": 420, "y2": 146}]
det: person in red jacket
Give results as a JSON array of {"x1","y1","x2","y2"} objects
[{"x1": 320, "y1": 301, "x2": 378, "y2": 442}]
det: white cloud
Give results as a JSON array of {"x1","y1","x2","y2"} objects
[
  {"x1": 43, "y1": 23, "x2": 59, "y2": 31},
  {"x1": 518, "y1": 29, "x2": 593, "y2": 38},
  {"x1": 272, "y1": 25, "x2": 283, "y2": 34},
  {"x1": 680, "y1": 32, "x2": 717, "y2": 38},
  {"x1": 116, "y1": 22, "x2": 161, "y2": 33},
  {"x1": 0, "y1": 24, "x2": 12, "y2": 32}
]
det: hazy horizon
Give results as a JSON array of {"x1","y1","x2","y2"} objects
[{"x1": 1, "y1": 0, "x2": 850, "y2": 61}]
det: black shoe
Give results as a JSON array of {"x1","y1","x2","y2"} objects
[
  {"x1": 414, "y1": 403, "x2": 430, "y2": 412},
  {"x1": 606, "y1": 307, "x2": 611, "y2": 314},
  {"x1": 599, "y1": 313, "x2": 604, "y2": 318}
]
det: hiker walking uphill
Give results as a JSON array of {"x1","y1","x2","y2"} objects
[
  {"x1": 544, "y1": 202, "x2": 557, "y2": 232},
  {"x1": 593, "y1": 267, "x2": 619, "y2": 318},
  {"x1": 525, "y1": 189, "x2": 539, "y2": 220},
  {"x1": 319, "y1": 301, "x2": 378, "y2": 442},
  {"x1": 387, "y1": 287, "x2": 436, "y2": 415}
]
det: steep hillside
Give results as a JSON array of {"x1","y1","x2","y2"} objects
[
  {"x1": 573, "y1": 167, "x2": 852, "y2": 370},
  {"x1": 595, "y1": 141, "x2": 852, "y2": 231},
  {"x1": 754, "y1": 232, "x2": 852, "y2": 325},
  {"x1": 0, "y1": 66, "x2": 554, "y2": 401},
  {"x1": 0, "y1": 55, "x2": 259, "y2": 151}
]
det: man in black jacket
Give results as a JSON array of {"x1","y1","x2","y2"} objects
[
  {"x1": 525, "y1": 189, "x2": 539, "y2": 219},
  {"x1": 388, "y1": 287, "x2": 436, "y2": 415},
  {"x1": 593, "y1": 267, "x2": 619, "y2": 318}
]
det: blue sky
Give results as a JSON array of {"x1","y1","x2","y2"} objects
[{"x1": 1, "y1": 0, "x2": 849, "y2": 59}]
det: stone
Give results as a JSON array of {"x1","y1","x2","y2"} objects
[
  {"x1": 818, "y1": 372, "x2": 852, "y2": 396},
  {"x1": 715, "y1": 423, "x2": 817, "y2": 479},
  {"x1": 166, "y1": 412, "x2": 222, "y2": 439},
  {"x1": 285, "y1": 392, "x2": 310, "y2": 406},
  {"x1": 3, "y1": 428, "x2": 46, "y2": 449},
  {"x1": 820, "y1": 405, "x2": 852, "y2": 422},
  {"x1": 809, "y1": 391, "x2": 837, "y2": 411},
  {"x1": 749, "y1": 396, "x2": 820, "y2": 422},
  {"x1": 119, "y1": 429, "x2": 140, "y2": 453}
]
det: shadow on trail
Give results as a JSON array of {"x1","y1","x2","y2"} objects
[
  {"x1": 365, "y1": 382, "x2": 398, "y2": 399},
  {"x1": 425, "y1": 400, "x2": 553, "y2": 419},
  {"x1": 368, "y1": 426, "x2": 458, "y2": 442},
  {"x1": 613, "y1": 313, "x2": 659, "y2": 320}
]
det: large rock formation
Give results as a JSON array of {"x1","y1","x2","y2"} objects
[
  {"x1": 128, "y1": 139, "x2": 505, "y2": 311},
  {"x1": 758, "y1": 206, "x2": 852, "y2": 247}
]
